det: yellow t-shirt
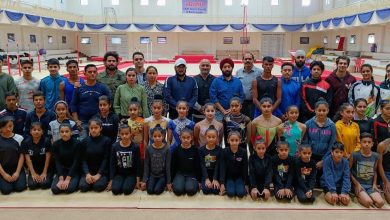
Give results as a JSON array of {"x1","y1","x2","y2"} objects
[{"x1": 336, "y1": 120, "x2": 361, "y2": 157}]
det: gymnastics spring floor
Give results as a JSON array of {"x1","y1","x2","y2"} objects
[{"x1": 0, "y1": 189, "x2": 389, "y2": 220}]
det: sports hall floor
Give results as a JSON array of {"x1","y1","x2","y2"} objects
[{"x1": 1, "y1": 60, "x2": 389, "y2": 219}]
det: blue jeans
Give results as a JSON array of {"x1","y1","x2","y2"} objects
[
  {"x1": 0, "y1": 169, "x2": 27, "y2": 195},
  {"x1": 112, "y1": 175, "x2": 136, "y2": 195},
  {"x1": 147, "y1": 176, "x2": 166, "y2": 195},
  {"x1": 79, "y1": 175, "x2": 108, "y2": 192},
  {"x1": 172, "y1": 174, "x2": 198, "y2": 196},
  {"x1": 226, "y1": 178, "x2": 246, "y2": 198},
  {"x1": 51, "y1": 174, "x2": 80, "y2": 194}
]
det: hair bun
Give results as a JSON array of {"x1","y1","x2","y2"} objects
[
  {"x1": 154, "y1": 94, "x2": 163, "y2": 100},
  {"x1": 255, "y1": 135, "x2": 263, "y2": 141},
  {"x1": 208, "y1": 125, "x2": 216, "y2": 129},
  {"x1": 279, "y1": 136, "x2": 286, "y2": 142},
  {"x1": 317, "y1": 97, "x2": 326, "y2": 102},
  {"x1": 155, "y1": 123, "x2": 161, "y2": 128},
  {"x1": 130, "y1": 97, "x2": 139, "y2": 102},
  {"x1": 185, "y1": 125, "x2": 193, "y2": 130}
]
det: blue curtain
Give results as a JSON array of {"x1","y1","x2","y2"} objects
[
  {"x1": 376, "y1": 8, "x2": 390, "y2": 20},
  {"x1": 5, "y1": 10, "x2": 23, "y2": 21},
  {"x1": 86, "y1": 23, "x2": 107, "y2": 29},
  {"x1": 155, "y1": 24, "x2": 176, "y2": 31},
  {"x1": 206, "y1": 24, "x2": 228, "y2": 31},
  {"x1": 322, "y1": 19, "x2": 331, "y2": 28},
  {"x1": 25, "y1": 14, "x2": 40, "y2": 23},
  {"x1": 281, "y1": 24, "x2": 304, "y2": 32},
  {"x1": 179, "y1": 25, "x2": 204, "y2": 31},
  {"x1": 134, "y1": 24, "x2": 154, "y2": 30},
  {"x1": 42, "y1": 17, "x2": 54, "y2": 26},
  {"x1": 230, "y1": 24, "x2": 245, "y2": 30},
  {"x1": 252, "y1": 24, "x2": 278, "y2": 31},
  {"x1": 343, "y1": 14, "x2": 356, "y2": 25},
  {"x1": 67, "y1": 21, "x2": 75, "y2": 28},
  {"x1": 358, "y1": 11, "x2": 374, "y2": 23},
  {"x1": 109, "y1": 23, "x2": 131, "y2": 30},
  {"x1": 332, "y1": 17, "x2": 342, "y2": 27},
  {"x1": 305, "y1": 23, "x2": 312, "y2": 31},
  {"x1": 77, "y1": 23, "x2": 85, "y2": 30},
  {"x1": 55, "y1": 19, "x2": 66, "y2": 27},
  {"x1": 313, "y1": 21, "x2": 321, "y2": 29}
]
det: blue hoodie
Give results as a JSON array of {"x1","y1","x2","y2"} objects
[
  {"x1": 304, "y1": 117, "x2": 336, "y2": 160},
  {"x1": 291, "y1": 65, "x2": 311, "y2": 84},
  {"x1": 320, "y1": 155, "x2": 351, "y2": 194}
]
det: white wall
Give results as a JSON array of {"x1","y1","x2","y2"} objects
[{"x1": 0, "y1": 24, "x2": 76, "y2": 52}]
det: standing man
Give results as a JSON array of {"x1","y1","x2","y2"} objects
[
  {"x1": 0, "y1": 55, "x2": 17, "y2": 111},
  {"x1": 291, "y1": 50, "x2": 311, "y2": 84},
  {"x1": 97, "y1": 51, "x2": 125, "y2": 95},
  {"x1": 38, "y1": 58, "x2": 64, "y2": 111},
  {"x1": 63, "y1": 60, "x2": 84, "y2": 107},
  {"x1": 325, "y1": 56, "x2": 356, "y2": 118},
  {"x1": 236, "y1": 52, "x2": 263, "y2": 119},
  {"x1": 15, "y1": 60, "x2": 40, "y2": 112},
  {"x1": 252, "y1": 56, "x2": 282, "y2": 117},
  {"x1": 163, "y1": 58, "x2": 198, "y2": 119},
  {"x1": 72, "y1": 64, "x2": 111, "y2": 138},
  {"x1": 210, "y1": 58, "x2": 245, "y2": 122},
  {"x1": 132, "y1": 51, "x2": 146, "y2": 85},
  {"x1": 193, "y1": 59, "x2": 215, "y2": 122},
  {"x1": 275, "y1": 62, "x2": 301, "y2": 121}
]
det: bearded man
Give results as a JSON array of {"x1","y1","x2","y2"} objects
[
  {"x1": 210, "y1": 58, "x2": 245, "y2": 121},
  {"x1": 291, "y1": 50, "x2": 311, "y2": 84},
  {"x1": 97, "y1": 51, "x2": 126, "y2": 95}
]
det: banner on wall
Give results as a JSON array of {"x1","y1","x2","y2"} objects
[{"x1": 182, "y1": 0, "x2": 208, "y2": 14}]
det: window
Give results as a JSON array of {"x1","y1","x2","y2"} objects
[
  {"x1": 81, "y1": 37, "x2": 91, "y2": 44},
  {"x1": 302, "y1": 0, "x2": 311, "y2": 6},
  {"x1": 157, "y1": 37, "x2": 167, "y2": 44},
  {"x1": 62, "y1": 36, "x2": 67, "y2": 44},
  {"x1": 223, "y1": 37, "x2": 233, "y2": 44},
  {"x1": 325, "y1": 0, "x2": 331, "y2": 5},
  {"x1": 30, "y1": 35, "x2": 36, "y2": 43},
  {"x1": 48, "y1": 36, "x2": 53, "y2": 44},
  {"x1": 271, "y1": 0, "x2": 279, "y2": 6},
  {"x1": 323, "y1": 36, "x2": 328, "y2": 44},
  {"x1": 112, "y1": 0, "x2": 119, "y2": 6},
  {"x1": 368, "y1": 33, "x2": 375, "y2": 44},
  {"x1": 7, "y1": 33, "x2": 15, "y2": 43},
  {"x1": 140, "y1": 0, "x2": 148, "y2": 6},
  {"x1": 111, "y1": 37, "x2": 121, "y2": 44},
  {"x1": 140, "y1": 37, "x2": 150, "y2": 44},
  {"x1": 240, "y1": 37, "x2": 250, "y2": 44},
  {"x1": 300, "y1": 37, "x2": 309, "y2": 44},
  {"x1": 241, "y1": 0, "x2": 249, "y2": 6},
  {"x1": 80, "y1": 0, "x2": 88, "y2": 6},
  {"x1": 157, "y1": 0, "x2": 166, "y2": 6},
  {"x1": 225, "y1": 0, "x2": 233, "y2": 6},
  {"x1": 335, "y1": 35, "x2": 340, "y2": 44},
  {"x1": 349, "y1": 35, "x2": 356, "y2": 44}
]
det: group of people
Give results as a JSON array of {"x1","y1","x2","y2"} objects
[{"x1": 0, "y1": 50, "x2": 390, "y2": 208}]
